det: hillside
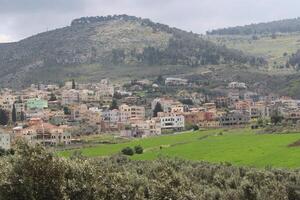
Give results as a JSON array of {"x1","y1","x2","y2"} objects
[
  {"x1": 0, "y1": 15, "x2": 265, "y2": 88},
  {"x1": 208, "y1": 33, "x2": 300, "y2": 70},
  {"x1": 208, "y1": 17, "x2": 300, "y2": 35}
]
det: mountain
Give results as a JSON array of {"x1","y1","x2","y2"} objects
[
  {"x1": 0, "y1": 15, "x2": 265, "y2": 88},
  {"x1": 207, "y1": 17, "x2": 300, "y2": 35}
]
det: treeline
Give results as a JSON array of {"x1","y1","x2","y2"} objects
[
  {"x1": 112, "y1": 35, "x2": 266, "y2": 67},
  {"x1": 208, "y1": 17, "x2": 300, "y2": 35},
  {"x1": 0, "y1": 142, "x2": 300, "y2": 200}
]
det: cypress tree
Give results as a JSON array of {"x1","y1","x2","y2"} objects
[{"x1": 12, "y1": 104, "x2": 17, "y2": 123}]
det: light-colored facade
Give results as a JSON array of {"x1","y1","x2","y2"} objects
[
  {"x1": 0, "y1": 133, "x2": 10, "y2": 150},
  {"x1": 119, "y1": 104, "x2": 145, "y2": 120},
  {"x1": 160, "y1": 115, "x2": 185, "y2": 130},
  {"x1": 61, "y1": 89, "x2": 79, "y2": 105}
]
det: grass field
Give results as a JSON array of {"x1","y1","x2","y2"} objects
[{"x1": 58, "y1": 128, "x2": 300, "y2": 169}]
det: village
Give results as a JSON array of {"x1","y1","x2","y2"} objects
[{"x1": 0, "y1": 77, "x2": 298, "y2": 151}]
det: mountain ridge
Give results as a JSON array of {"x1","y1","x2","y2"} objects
[
  {"x1": 0, "y1": 14, "x2": 265, "y2": 88},
  {"x1": 208, "y1": 17, "x2": 300, "y2": 35}
]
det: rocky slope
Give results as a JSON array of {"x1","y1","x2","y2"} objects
[{"x1": 0, "y1": 15, "x2": 265, "y2": 88}]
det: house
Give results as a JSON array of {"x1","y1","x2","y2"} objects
[
  {"x1": 228, "y1": 90, "x2": 240, "y2": 102},
  {"x1": 122, "y1": 119, "x2": 161, "y2": 138},
  {"x1": 26, "y1": 98, "x2": 48, "y2": 110},
  {"x1": 244, "y1": 92, "x2": 260, "y2": 102},
  {"x1": 215, "y1": 97, "x2": 230, "y2": 108},
  {"x1": 61, "y1": 90, "x2": 79, "y2": 105},
  {"x1": 0, "y1": 133, "x2": 10, "y2": 150},
  {"x1": 228, "y1": 82, "x2": 247, "y2": 89},
  {"x1": 119, "y1": 104, "x2": 145, "y2": 121},
  {"x1": 160, "y1": 114, "x2": 185, "y2": 130},
  {"x1": 235, "y1": 100, "x2": 251, "y2": 112},
  {"x1": 165, "y1": 77, "x2": 188, "y2": 86},
  {"x1": 13, "y1": 122, "x2": 71, "y2": 146},
  {"x1": 219, "y1": 111, "x2": 250, "y2": 126},
  {"x1": 249, "y1": 103, "x2": 270, "y2": 119},
  {"x1": 151, "y1": 98, "x2": 182, "y2": 113},
  {"x1": 198, "y1": 120, "x2": 220, "y2": 128}
]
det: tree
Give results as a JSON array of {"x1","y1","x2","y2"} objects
[
  {"x1": 20, "y1": 111, "x2": 25, "y2": 122},
  {"x1": 72, "y1": 79, "x2": 76, "y2": 89},
  {"x1": 12, "y1": 104, "x2": 17, "y2": 123},
  {"x1": 121, "y1": 147, "x2": 134, "y2": 156},
  {"x1": 192, "y1": 125, "x2": 199, "y2": 131},
  {"x1": 0, "y1": 109, "x2": 8, "y2": 126},
  {"x1": 134, "y1": 145, "x2": 143, "y2": 154},
  {"x1": 110, "y1": 99, "x2": 118, "y2": 110},
  {"x1": 156, "y1": 75, "x2": 165, "y2": 85},
  {"x1": 63, "y1": 107, "x2": 71, "y2": 115},
  {"x1": 153, "y1": 102, "x2": 163, "y2": 117},
  {"x1": 271, "y1": 110, "x2": 283, "y2": 125},
  {"x1": 49, "y1": 93, "x2": 57, "y2": 101},
  {"x1": 257, "y1": 117, "x2": 264, "y2": 127}
]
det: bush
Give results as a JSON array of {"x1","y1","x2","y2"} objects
[
  {"x1": 192, "y1": 125, "x2": 199, "y2": 131},
  {"x1": 134, "y1": 145, "x2": 143, "y2": 154},
  {"x1": 121, "y1": 147, "x2": 134, "y2": 156}
]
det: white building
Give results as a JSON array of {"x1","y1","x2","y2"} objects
[
  {"x1": 0, "y1": 133, "x2": 10, "y2": 150},
  {"x1": 160, "y1": 115, "x2": 185, "y2": 130},
  {"x1": 102, "y1": 109, "x2": 121, "y2": 123},
  {"x1": 165, "y1": 77, "x2": 188, "y2": 86},
  {"x1": 228, "y1": 82, "x2": 247, "y2": 89}
]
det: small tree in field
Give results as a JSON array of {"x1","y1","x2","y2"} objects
[
  {"x1": 134, "y1": 145, "x2": 143, "y2": 154},
  {"x1": 121, "y1": 147, "x2": 134, "y2": 156}
]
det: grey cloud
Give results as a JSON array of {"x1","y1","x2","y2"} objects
[{"x1": 1, "y1": 0, "x2": 300, "y2": 42}]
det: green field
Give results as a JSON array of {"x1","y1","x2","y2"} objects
[{"x1": 58, "y1": 129, "x2": 300, "y2": 168}]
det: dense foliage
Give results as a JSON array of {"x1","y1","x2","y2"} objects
[
  {"x1": 1, "y1": 142, "x2": 300, "y2": 199},
  {"x1": 208, "y1": 17, "x2": 300, "y2": 35}
]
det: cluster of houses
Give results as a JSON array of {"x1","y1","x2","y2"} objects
[{"x1": 0, "y1": 78, "x2": 299, "y2": 150}]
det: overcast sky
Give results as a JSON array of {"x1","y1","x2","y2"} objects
[{"x1": 1, "y1": 0, "x2": 300, "y2": 43}]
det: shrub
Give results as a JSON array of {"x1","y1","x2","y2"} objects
[
  {"x1": 121, "y1": 147, "x2": 134, "y2": 156},
  {"x1": 134, "y1": 145, "x2": 143, "y2": 154},
  {"x1": 192, "y1": 125, "x2": 199, "y2": 131}
]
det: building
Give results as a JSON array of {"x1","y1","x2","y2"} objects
[
  {"x1": 165, "y1": 77, "x2": 188, "y2": 86},
  {"x1": 228, "y1": 82, "x2": 247, "y2": 89},
  {"x1": 61, "y1": 90, "x2": 79, "y2": 105},
  {"x1": 13, "y1": 122, "x2": 71, "y2": 146},
  {"x1": 219, "y1": 111, "x2": 250, "y2": 126},
  {"x1": 0, "y1": 133, "x2": 10, "y2": 150},
  {"x1": 244, "y1": 92, "x2": 260, "y2": 102},
  {"x1": 228, "y1": 90, "x2": 240, "y2": 102},
  {"x1": 215, "y1": 97, "x2": 230, "y2": 108},
  {"x1": 26, "y1": 98, "x2": 48, "y2": 110},
  {"x1": 160, "y1": 115, "x2": 185, "y2": 130},
  {"x1": 119, "y1": 104, "x2": 145, "y2": 120},
  {"x1": 122, "y1": 119, "x2": 161, "y2": 138},
  {"x1": 151, "y1": 98, "x2": 182, "y2": 113}
]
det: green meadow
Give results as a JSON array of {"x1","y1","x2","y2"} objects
[{"x1": 58, "y1": 129, "x2": 300, "y2": 168}]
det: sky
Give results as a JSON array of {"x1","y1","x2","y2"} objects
[{"x1": 1, "y1": 0, "x2": 300, "y2": 43}]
